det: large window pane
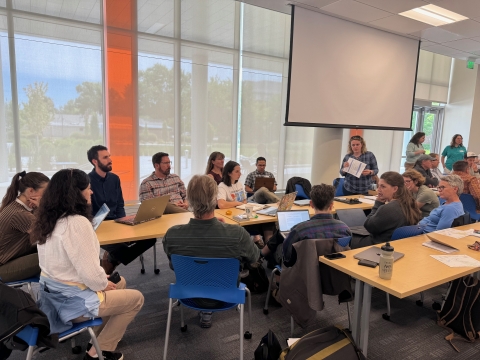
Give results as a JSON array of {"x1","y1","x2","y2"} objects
[
  {"x1": 13, "y1": 0, "x2": 101, "y2": 24},
  {"x1": 284, "y1": 127, "x2": 314, "y2": 187}
]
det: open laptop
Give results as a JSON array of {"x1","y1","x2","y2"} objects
[
  {"x1": 277, "y1": 210, "x2": 310, "y2": 238},
  {"x1": 115, "y1": 195, "x2": 170, "y2": 226},
  {"x1": 336, "y1": 209, "x2": 370, "y2": 236},
  {"x1": 254, "y1": 177, "x2": 275, "y2": 191},
  {"x1": 257, "y1": 191, "x2": 298, "y2": 216},
  {"x1": 92, "y1": 203, "x2": 110, "y2": 231},
  {"x1": 354, "y1": 246, "x2": 405, "y2": 264}
]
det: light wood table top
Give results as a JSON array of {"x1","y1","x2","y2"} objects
[
  {"x1": 319, "y1": 223, "x2": 480, "y2": 298},
  {"x1": 214, "y1": 208, "x2": 278, "y2": 226}
]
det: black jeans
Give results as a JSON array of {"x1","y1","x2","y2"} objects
[{"x1": 101, "y1": 238, "x2": 157, "y2": 265}]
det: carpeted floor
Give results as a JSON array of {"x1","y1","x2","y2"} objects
[{"x1": 8, "y1": 247, "x2": 480, "y2": 360}]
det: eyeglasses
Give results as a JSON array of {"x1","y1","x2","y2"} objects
[
  {"x1": 437, "y1": 186, "x2": 449, "y2": 190},
  {"x1": 404, "y1": 179, "x2": 413, "y2": 183},
  {"x1": 161, "y1": 161, "x2": 172, "y2": 165}
]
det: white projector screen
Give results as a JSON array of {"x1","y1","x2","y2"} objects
[{"x1": 286, "y1": 6, "x2": 420, "y2": 130}]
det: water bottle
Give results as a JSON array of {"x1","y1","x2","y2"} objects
[{"x1": 379, "y1": 242, "x2": 394, "y2": 280}]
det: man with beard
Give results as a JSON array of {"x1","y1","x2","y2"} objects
[
  {"x1": 139, "y1": 152, "x2": 189, "y2": 214},
  {"x1": 87, "y1": 145, "x2": 156, "y2": 275}
]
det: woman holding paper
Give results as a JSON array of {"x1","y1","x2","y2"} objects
[{"x1": 340, "y1": 135, "x2": 379, "y2": 195}]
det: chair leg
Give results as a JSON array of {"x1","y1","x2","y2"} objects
[
  {"x1": 163, "y1": 298, "x2": 173, "y2": 360},
  {"x1": 263, "y1": 267, "x2": 278, "y2": 315},
  {"x1": 416, "y1": 292, "x2": 424, "y2": 306},
  {"x1": 25, "y1": 346, "x2": 35, "y2": 360},
  {"x1": 180, "y1": 303, "x2": 187, "y2": 331},
  {"x1": 139, "y1": 254, "x2": 145, "y2": 274},
  {"x1": 153, "y1": 243, "x2": 160, "y2": 274},
  {"x1": 383, "y1": 293, "x2": 391, "y2": 321},
  {"x1": 87, "y1": 327, "x2": 104, "y2": 360},
  {"x1": 290, "y1": 316, "x2": 294, "y2": 337},
  {"x1": 346, "y1": 302, "x2": 352, "y2": 331},
  {"x1": 244, "y1": 288, "x2": 252, "y2": 339},
  {"x1": 239, "y1": 304, "x2": 244, "y2": 360}
]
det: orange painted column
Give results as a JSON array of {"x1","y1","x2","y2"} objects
[
  {"x1": 349, "y1": 129, "x2": 363, "y2": 138},
  {"x1": 103, "y1": 0, "x2": 138, "y2": 200}
]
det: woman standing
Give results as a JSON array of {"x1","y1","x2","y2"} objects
[
  {"x1": 31, "y1": 169, "x2": 144, "y2": 360},
  {"x1": 340, "y1": 135, "x2": 379, "y2": 195},
  {"x1": 0, "y1": 171, "x2": 49, "y2": 282},
  {"x1": 441, "y1": 134, "x2": 466, "y2": 173},
  {"x1": 350, "y1": 172, "x2": 421, "y2": 249},
  {"x1": 405, "y1": 132, "x2": 425, "y2": 170},
  {"x1": 402, "y1": 169, "x2": 439, "y2": 218},
  {"x1": 205, "y1": 151, "x2": 225, "y2": 185}
]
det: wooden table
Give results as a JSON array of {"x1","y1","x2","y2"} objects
[{"x1": 319, "y1": 223, "x2": 480, "y2": 356}]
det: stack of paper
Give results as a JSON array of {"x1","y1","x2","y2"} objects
[
  {"x1": 236, "y1": 203, "x2": 266, "y2": 211},
  {"x1": 422, "y1": 241, "x2": 458, "y2": 254},
  {"x1": 431, "y1": 255, "x2": 480, "y2": 268}
]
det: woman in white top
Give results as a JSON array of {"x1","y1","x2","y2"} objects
[
  {"x1": 217, "y1": 160, "x2": 247, "y2": 209},
  {"x1": 31, "y1": 169, "x2": 144, "y2": 360}
]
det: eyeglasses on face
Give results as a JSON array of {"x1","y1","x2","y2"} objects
[
  {"x1": 437, "y1": 186, "x2": 449, "y2": 190},
  {"x1": 161, "y1": 161, "x2": 172, "y2": 165}
]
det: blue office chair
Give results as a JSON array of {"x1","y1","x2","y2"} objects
[
  {"x1": 337, "y1": 236, "x2": 352, "y2": 247},
  {"x1": 333, "y1": 178, "x2": 345, "y2": 196},
  {"x1": 16, "y1": 318, "x2": 104, "y2": 360},
  {"x1": 6, "y1": 276, "x2": 40, "y2": 299},
  {"x1": 460, "y1": 194, "x2": 480, "y2": 222},
  {"x1": 390, "y1": 225, "x2": 424, "y2": 241},
  {"x1": 294, "y1": 184, "x2": 310, "y2": 200},
  {"x1": 163, "y1": 255, "x2": 252, "y2": 360}
]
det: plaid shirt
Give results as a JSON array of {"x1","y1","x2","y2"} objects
[
  {"x1": 244, "y1": 170, "x2": 276, "y2": 190},
  {"x1": 451, "y1": 171, "x2": 480, "y2": 210},
  {"x1": 340, "y1": 151, "x2": 378, "y2": 194},
  {"x1": 139, "y1": 172, "x2": 186, "y2": 203},
  {"x1": 283, "y1": 213, "x2": 352, "y2": 266}
]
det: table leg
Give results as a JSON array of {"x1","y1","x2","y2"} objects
[
  {"x1": 359, "y1": 283, "x2": 372, "y2": 356},
  {"x1": 352, "y1": 279, "x2": 364, "y2": 345}
]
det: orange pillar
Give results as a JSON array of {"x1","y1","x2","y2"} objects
[
  {"x1": 104, "y1": 0, "x2": 138, "y2": 200},
  {"x1": 349, "y1": 129, "x2": 363, "y2": 138}
]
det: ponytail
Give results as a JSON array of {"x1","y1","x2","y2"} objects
[{"x1": 0, "y1": 171, "x2": 49, "y2": 212}]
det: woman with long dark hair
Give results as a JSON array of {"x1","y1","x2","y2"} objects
[
  {"x1": 405, "y1": 132, "x2": 425, "y2": 170},
  {"x1": 217, "y1": 160, "x2": 247, "y2": 209},
  {"x1": 0, "y1": 171, "x2": 48, "y2": 282},
  {"x1": 441, "y1": 134, "x2": 466, "y2": 172},
  {"x1": 205, "y1": 151, "x2": 225, "y2": 185},
  {"x1": 31, "y1": 169, "x2": 144, "y2": 360},
  {"x1": 350, "y1": 171, "x2": 421, "y2": 249}
]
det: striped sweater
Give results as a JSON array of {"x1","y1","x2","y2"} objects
[{"x1": 0, "y1": 200, "x2": 36, "y2": 265}]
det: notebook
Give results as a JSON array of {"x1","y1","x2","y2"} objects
[
  {"x1": 277, "y1": 210, "x2": 310, "y2": 238},
  {"x1": 114, "y1": 195, "x2": 170, "y2": 226},
  {"x1": 254, "y1": 177, "x2": 275, "y2": 191},
  {"x1": 354, "y1": 246, "x2": 405, "y2": 264},
  {"x1": 257, "y1": 192, "x2": 298, "y2": 216},
  {"x1": 92, "y1": 203, "x2": 110, "y2": 231}
]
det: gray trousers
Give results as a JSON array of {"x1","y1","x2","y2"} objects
[
  {"x1": 249, "y1": 187, "x2": 280, "y2": 204},
  {"x1": 0, "y1": 253, "x2": 40, "y2": 282}
]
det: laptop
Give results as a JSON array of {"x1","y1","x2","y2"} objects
[
  {"x1": 277, "y1": 210, "x2": 310, "y2": 238},
  {"x1": 354, "y1": 246, "x2": 405, "y2": 264},
  {"x1": 257, "y1": 192, "x2": 298, "y2": 216},
  {"x1": 115, "y1": 195, "x2": 170, "y2": 226},
  {"x1": 293, "y1": 199, "x2": 310, "y2": 206},
  {"x1": 92, "y1": 203, "x2": 110, "y2": 231},
  {"x1": 254, "y1": 177, "x2": 275, "y2": 191},
  {"x1": 336, "y1": 209, "x2": 370, "y2": 236}
]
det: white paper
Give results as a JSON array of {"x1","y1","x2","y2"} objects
[
  {"x1": 363, "y1": 196, "x2": 377, "y2": 201},
  {"x1": 235, "y1": 203, "x2": 266, "y2": 211},
  {"x1": 433, "y1": 228, "x2": 472, "y2": 239},
  {"x1": 287, "y1": 338, "x2": 300, "y2": 347},
  {"x1": 359, "y1": 198, "x2": 375, "y2": 204},
  {"x1": 430, "y1": 255, "x2": 480, "y2": 268},
  {"x1": 422, "y1": 241, "x2": 458, "y2": 254},
  {"x1": 344, "y1": 158, "x2": 367, "y2": 178}
]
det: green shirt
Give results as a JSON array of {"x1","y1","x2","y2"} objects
[
  {"x1": 441, "y1": 145, "x2": 467, "y2": 170},
  {"x1": 413, "y1": 185, "x2": 440, "y2": 218}
]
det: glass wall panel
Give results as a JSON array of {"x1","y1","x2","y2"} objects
[
  {"x1": 13, "y1": 0, "x2": 101, "y2": 24},
  {"x1": 284, "y1": 127, "x2": 314, "y2": 187}
]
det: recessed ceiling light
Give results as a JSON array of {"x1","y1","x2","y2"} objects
[{"x1": 399, "y1": 4, "x2": 468, "y2": 26}]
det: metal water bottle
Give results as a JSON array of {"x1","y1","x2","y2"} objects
[{"x1": 379, "y1": 242, "x2": 394, "y2": 280}]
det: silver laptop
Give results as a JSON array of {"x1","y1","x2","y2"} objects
[
  {"x1": 92, "y1": 203, "x2": 110, "y2": 231},
  {"x1": 257, "y1": 192, "x2": 297, "y2": 216},
  {"x1": 277, "y1": 210, "x2": 310, "y2": 238},
  {"x1": 293, "y1": 199, "x2": 310, "y2": 206},
  {"x1": 336, "y1": 209, "x2": 370, "y2": 236},
  {"x1": 115, "y1": 195, "x2": 170, "y2": 226},
  {"x1": 354, "y1": 246, "x2": 405, "y2": 264}
]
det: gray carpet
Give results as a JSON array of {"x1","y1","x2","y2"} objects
[{"x1": 8, "y1": 248, "x2": 480, "y2": 360}]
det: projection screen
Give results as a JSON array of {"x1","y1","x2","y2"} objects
[{"x1": 285, "y1": 6, "x2": 420, "y2": 130}]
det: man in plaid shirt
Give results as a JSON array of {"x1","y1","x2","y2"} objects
[
  {"x1": 244, "y1": 157, "x2": 280, "y2": 204},
  {"x1": 451, "y1": 160, "x2": 480, "y2": 211},
  {"x1": 139, "y1": 152, "x2": 189, "y2": 214}
]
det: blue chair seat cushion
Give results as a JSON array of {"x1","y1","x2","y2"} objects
[
  {"x1": 180, "y1": 298, "x2": 238, "y2": 312},
  {"x1": 59, "y1": 318, "x2": 102, "y2": 339},
  {"x1": 6, "y1": 276, "x2": 40, "y2": 286}
]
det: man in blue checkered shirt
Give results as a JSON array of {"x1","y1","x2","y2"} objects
[{"x1": 244, "y1": 157, "x2": 280, "y2": 204}]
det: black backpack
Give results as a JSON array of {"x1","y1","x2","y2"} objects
[
  {"x1": 241, "y1": 264, "x2": 269, "y2": 294},
  {"x1": 254, "y1": 330, "x2": 282, "y2": 360},
  {"x1": 437, "y1": 275, "x2": 480, "y2": 351}
]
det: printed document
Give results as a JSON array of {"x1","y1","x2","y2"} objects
[
  {"x1": 430, "y1": 255, "x2": 480, "y2": 268},
  {"x1": 343, "y1": 158, "x2": 367, "y2": 178}
]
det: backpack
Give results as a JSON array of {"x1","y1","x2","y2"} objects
[
  {"x1": 254, "y1": 330, "x2": 282, "y2": 360},
  {"x1": 437, "y1": 275, "x2": 480, "y2": 351},
  {"x1": 242, "y1": 263, "x2": 269, "y2": 294},
  {"x1": 279, "y1": 326, "x2": 365, "y2": 360}
]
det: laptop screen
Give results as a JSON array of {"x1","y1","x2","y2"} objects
[
  {"x1": 277, "y1": 210, "x2": 310, "y2": 232},
  {"x1": 92, "y1": 203, "x2": 110, "y2": 231}
]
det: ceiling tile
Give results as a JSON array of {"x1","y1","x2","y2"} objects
[
  {"x1": 369, "y1": 15, "x2": 432, "y2": 34},
  {"x1": 354, "y1": 0, "x2": 428, "y2": 14},
  {"x1": 443, "y1": 38, "x2": 480, "y2": 52},
  {"x1": 410, "y1": 27, "x2": 464, "y2": 43},
  {"x1": 440, "y1": 19, "x2": 480, "y2": 38},
  {"x1": 429, "y1": 0, "x2": 480, "y2": 21},
  {"x1": 290, "y1": 0, "x2": 340, "y2": 9},
  {"x1": 422, "y1": 43, "x2": 470, "y2": 57},
  {"x1": 320, "y1": 0, "x2": 391, "y2": 23},
  {"x1": 420, "y1": 40, "x2": 436, "y2": 48}
]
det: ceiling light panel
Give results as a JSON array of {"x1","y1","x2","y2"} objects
[{"x1": 400, "y1": 4, "x2": 468, "y2": 26}]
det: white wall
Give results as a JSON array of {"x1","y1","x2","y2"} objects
[{"x1": 466, "y1": 70, "x2": 480, "y2": 154}]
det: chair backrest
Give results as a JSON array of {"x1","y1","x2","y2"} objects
[
  {"x1": 337, "y1": 236, "x2": 351, "y2": 247},
  {"x1": 170, "y1": 255, "x2": 243, "y2": 303},
  {"x1": 391, "y1": 225, "x2": 424, "y2": 241},
  {"x1": 336, "y1": 209, "x2": 367, "y2": 227},
  {"x1": 333, "y1": 178, "x2": 345, "y2": 196},
  {"x1": 294, "y1": 184, "x2": 309, "y2": 200},
  {"x1": 451, "y1": 213, "x2": 471, "y2": 227},
  {"x1": 460, "y1": 193, "x2": 477, "y2": 214},
  {"x1": 439, "y1": 197, "x2": 446, "y2": 205}
]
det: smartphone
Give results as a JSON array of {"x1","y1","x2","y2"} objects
[
  {"x1": 358, "y1": 259, "x2": 378, "y2": 268},
  {"x1": 325, "y1": 253, "x2": 346, "y2": 260},
  {"x1": 108, "y1": 271, "x2": 121, "y2": 284}
]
